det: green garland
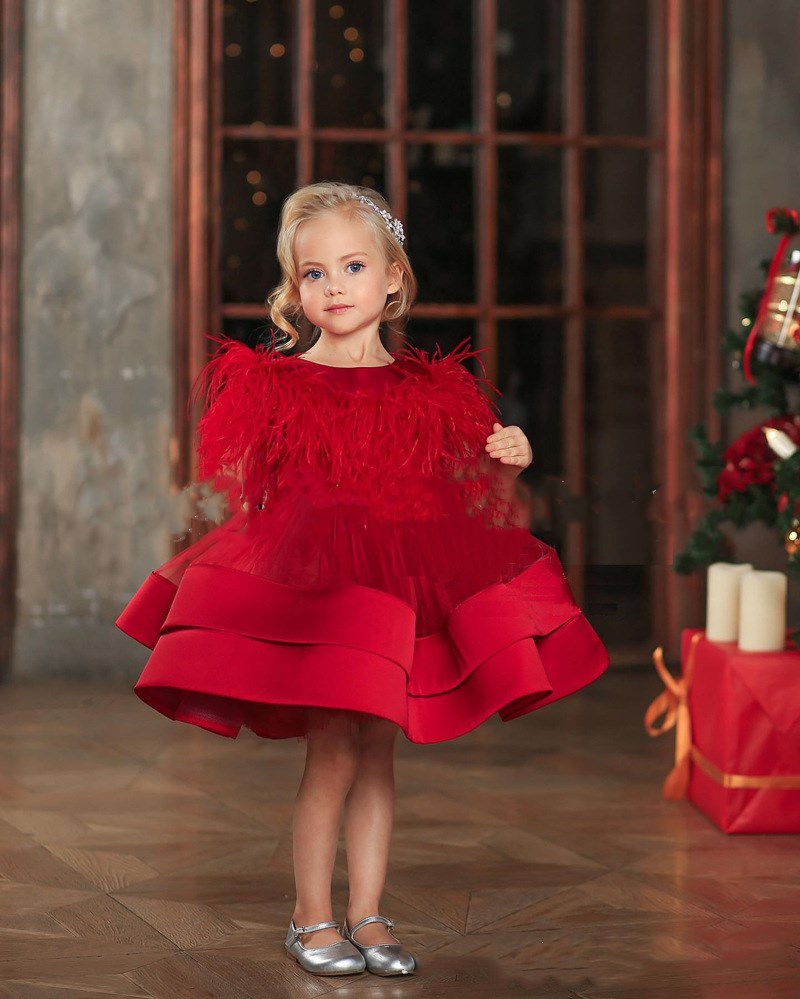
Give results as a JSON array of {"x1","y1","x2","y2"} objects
[{"x1": 774, "y1": 449, "x2": 800, "y2": 575}]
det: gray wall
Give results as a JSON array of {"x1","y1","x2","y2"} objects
[
  {"x1": 723, "y1": 0, "x2": 800, "y2": 580},
  {"x1": 14, "y1": 0, "x2": 174, "y2": 676}
]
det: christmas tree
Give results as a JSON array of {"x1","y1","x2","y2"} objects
[{"x1": 675, "y1": 208, "x2": 800, "y2": 577}]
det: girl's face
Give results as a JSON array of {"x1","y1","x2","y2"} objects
[{"x1": 294, "y1": 211, "x2": 401, "y2": 340}]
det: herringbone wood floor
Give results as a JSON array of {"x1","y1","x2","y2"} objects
[{"x1": 0, "y1": 667, "x2": 798, "y2": 998}]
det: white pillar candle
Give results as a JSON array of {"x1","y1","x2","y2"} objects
[
  {"x1": 738, "y1": 570, "x2": 788, "y2": 652},
  {"x1": 705, "y1": 562, "x2": 753, "y2": 642},
  {"x1": 763, "y1": 426, "x2": 799, "y2": 459}
]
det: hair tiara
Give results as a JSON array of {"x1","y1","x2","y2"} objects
[{"x1": 354, "y1": 194, "x2": 405, "y2": 246}]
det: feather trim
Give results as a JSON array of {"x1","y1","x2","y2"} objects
[
  {"x1": 389, "y1": 336, "x2": 501, "y2": 469},
  {"x1": 191, "y1": 334, "x2": 530, "y2": 528},
  {"x1": 191, "y1": 334, "x2": 291, "y2": 514}
]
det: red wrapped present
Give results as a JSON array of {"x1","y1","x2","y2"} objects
[{"x1": 645, "y1": 628, "x2": 800, "y2": 833}]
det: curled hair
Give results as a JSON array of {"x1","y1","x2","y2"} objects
[{"x1": 266, "y1": 182, "x2": 417, "y2": 349}]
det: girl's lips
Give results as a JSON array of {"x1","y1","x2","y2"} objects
[{"x1": 325, "y1": 305, "x2": 352, "y2": 312}]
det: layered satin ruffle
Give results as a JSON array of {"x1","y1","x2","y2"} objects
[
  {"x1": 116, "y1": 552, "x2": 610, "y2": 744},
  {"x1": 117, "y1": 339, "x2": 610, "y2": 743}
]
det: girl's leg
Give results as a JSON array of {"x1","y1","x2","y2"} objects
[
  {"x1": 291, "y1": 709, "x2": 359, "y2": 947},
  {"x1": 344, "y1": 715, "x2": 400, "y2": 946}
]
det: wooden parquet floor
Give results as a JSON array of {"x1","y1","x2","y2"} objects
[{"x1": 0, "y1": 667, "x2": 798, "y2": 998}]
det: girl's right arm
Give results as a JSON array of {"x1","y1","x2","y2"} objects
[{"x1": 191, "y1": 336, "x2": 285, "y2": 515}]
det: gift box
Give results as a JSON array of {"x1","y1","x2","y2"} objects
[{"x1": 645, "y1": 628, "x2": 800, "y2": 834}]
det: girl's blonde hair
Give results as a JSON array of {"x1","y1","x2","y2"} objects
[{"x1": 266, "y1": 182, "x2": 417, "y2": 349}]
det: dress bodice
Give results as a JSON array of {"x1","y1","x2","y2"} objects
[{"x1": 288, "y1": 354, "x2": 405, "y2": 391}]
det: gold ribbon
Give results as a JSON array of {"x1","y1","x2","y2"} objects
[
  {"x1": 644, "y1": 632, "x2": 701, "y2": 799},
  {"x1": 690, "y1": 745, "x2": 800, "y2": 790},
  {"x1": 644, "y1": 632, "x2": 800, "y2": 798}
]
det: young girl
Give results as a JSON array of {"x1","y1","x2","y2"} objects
[{"x1": 116, "y1": 182, "x2": 610, "y2": 978}]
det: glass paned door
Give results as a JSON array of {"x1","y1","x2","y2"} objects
[{"x1": 213, "y1": 0, "x2": 665, "y2": 658}]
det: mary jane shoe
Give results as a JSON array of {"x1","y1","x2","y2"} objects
[
  {"x1": 285, "y1": 918, "x2": 366, "y2": 975},
  {"x1": 342, "y1": 914, "x2": 417, "y2": 976}
]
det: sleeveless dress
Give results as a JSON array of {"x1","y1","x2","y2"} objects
[{"x1": 115, "y1": 336, "x2": 610, "y2": 743}]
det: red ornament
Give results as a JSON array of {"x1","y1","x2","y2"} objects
[{"x1": 716, "y1": 415, "x2": 800, "y2": 502}]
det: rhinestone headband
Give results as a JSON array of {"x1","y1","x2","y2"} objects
[{"x1": 354, "y1": 195, "x2": 405, "y2": 246}]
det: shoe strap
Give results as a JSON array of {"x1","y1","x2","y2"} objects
[
  {"x1": 293, "y1": 919, "x2": 340, "y2": 934},
  {"x1": 348, "y1": 914, "x2": 394, "y2": 935}
]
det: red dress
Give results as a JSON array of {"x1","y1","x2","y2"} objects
[{"x1": 115, "y1": 336, "x2": 610, "y2": 743}]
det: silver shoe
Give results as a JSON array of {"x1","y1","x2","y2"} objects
[
  {"x1": 343, "y1": 914, "x2": 417, "y2": 976},
  {"x1": 285, "y1": 918, "x2": 366, "y2": 975}
]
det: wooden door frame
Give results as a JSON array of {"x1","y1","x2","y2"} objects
[
  {"x1": 0, "y1": 0, "x2": 21, "y2": 682},
  {"x1": 656, "y1": 0, "x2": 723, "y2": 658},
  {"x1": 171, "y1": 0, "x2": 724, "y2": 661}
]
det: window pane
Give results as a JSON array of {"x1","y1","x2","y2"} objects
[
  {"x1": 223, "y1": 0, "x2": 294, "y2": 127},
  {"x1": 222, "y1": 315, "x2": 277, "y2": 349},
  {"x1": 407, "y1": 0, "x2": 473, "y2": 131},
  {"x1": 221, "y1": 141, "x2": 296, "y2": 304},
  {"x1": 497, "y1": 321, "x2": 563, "y2": 480},
  {"x1": 584, "y1": 148, "x2": 649, "y2": 307},
  {"x1": 404, "y1": 319, "x2": 476, "y2": 365},
  {"x1": 585, "y1": 0, "x2": 649, "y2": 135},
  {"x1": 497, "y1": 147, "x2": 562, "y2": 304},
  {"x1": 407, "y1": 145, "x2": 475, "y2": 303},
  {"x1": 585, "y1": 319, "x2": 653, "y2": 643},
  {"x1": 497, "y1": 320, "x2": 565, "y2": 550},
  {"x1": 496, "y1": 0, "x2": 563, "y2": 132},
  {"x1": 315, "y1": 0, "x2": 385, "y2": 128},
  {"x1": 313, "y1": 142, "x2": 386, "y2": 190}
]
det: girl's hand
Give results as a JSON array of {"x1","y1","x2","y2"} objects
[{"x1": 485, "y1": 422, "x2": 533, "y2": 473}]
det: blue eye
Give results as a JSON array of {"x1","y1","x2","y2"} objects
[
  {"x1": 347, "y1": 261, "x2": 365, "y2": 273},
  {"x1": 305, "y1": 268, "x2": 323, "y2": 280}
]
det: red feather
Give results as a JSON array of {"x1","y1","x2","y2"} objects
[{"x1": 191, "y1": 334, "x2": 531, "y2": 528}]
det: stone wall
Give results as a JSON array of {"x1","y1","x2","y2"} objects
[{"x1": 14, "y1": 0, "x2": 173, "y2": 676}]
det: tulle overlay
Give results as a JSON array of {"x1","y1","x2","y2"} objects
[{"x1": 116, "y1": 336, "x2": 610, "y2": 743}]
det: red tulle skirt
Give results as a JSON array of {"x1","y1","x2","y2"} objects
[{"x1": 116, "y1": 470, "x2": 610, "y2": 744}]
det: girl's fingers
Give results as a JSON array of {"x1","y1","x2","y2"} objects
[
  {"x1": 486, "y1": 424, "x2": 519, "y2": 441},
  {"x1": 486, "y1": 440, "x2": 523, "y2": 452},
  {"x1": 486, "y1": 435, "x2": 522, "y2": 448},
  {"x1": 485, "y1": 424, "x2": 532, "y2": 468}
]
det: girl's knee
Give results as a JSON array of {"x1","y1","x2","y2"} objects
[
  {"x1": 357, "y1": 716, "x2": 399, "y2": 755},
  {"x1": 304, "y1": 710, "x2": 360, "y2": 781}
]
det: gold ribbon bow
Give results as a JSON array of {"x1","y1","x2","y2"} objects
[
  {"x1": 645, "y1": 631, "x2": 800, "y2": 797},
  {"x1": 644, "y1": 632, "x2": 701, "y2": 800}
]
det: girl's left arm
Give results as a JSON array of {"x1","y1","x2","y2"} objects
[
  {"x1": 484, "y1": 421, "x2": 533, "y2": 476},
  {"x1": 480, "y1": 422, "x2": 534, "y2": 519}
]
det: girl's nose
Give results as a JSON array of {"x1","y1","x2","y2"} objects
[{"x1": 325, "y1": 281, "x2": 343, "y2": 296}]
